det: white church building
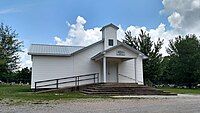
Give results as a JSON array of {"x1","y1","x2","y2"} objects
[{"x1": 28, "y1": 23, "x2": 147, "y2": 90}]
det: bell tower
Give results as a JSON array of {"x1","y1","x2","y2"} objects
[{"x1": 100, "y1": 23, "x2": 119, "y2": 50}]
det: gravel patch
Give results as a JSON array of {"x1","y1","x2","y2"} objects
[
  {"x1": 1, "y1": 95, "x2": 200, "y2": 113},
  {"x1": 112, "y1": 94, "x2": 200, "y2": 99}
]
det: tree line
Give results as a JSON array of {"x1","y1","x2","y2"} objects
[
  {"x1": 0, "y1": 23, "x2": 31, "y2": 84},
  {"x1": 124, "y1": 30, "x2": 200, "y2": 88}
]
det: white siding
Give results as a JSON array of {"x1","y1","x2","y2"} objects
[
  {"x1": 118, "y1": 59, "x2": 135, "y2": 83},
  {"x1": 102, "y1": 26, "x2": 117, "y2": 50},
  {"x1": 105, "y1": 46, "x2": 138, "y2": 58},
  {"x1": 136, "y1": 56, "x2": 144, "y2": 84},
  {"x1": 118, "y1": 56, "x2": 144, "y2": 85},
  {"x1": 31, "y1": 42, "x2": 104, "y2": 89},
  {"x1": 73, "y1": 42, "x2": 103, "y2": 75},
  {"x1": 31, "y1": 56, "x2": 74, "y2": 89},
  {"x1": 103, "y1": 45, "x2": 140, "y2": 83}
]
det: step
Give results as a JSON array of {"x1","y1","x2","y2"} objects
[
  {"x1": 83, "y1": 87, "x2": 157, "y2": 91},
  {"x1": 81, "y1": 90, "x2": 140, "y2": 95},
  {"x1": 86, "y1": 85, "x2": 148, "y2": 89},
  {"x1": 81, "y1": 90, "x2": 176, "y2": 95},
  {"x1": 80, "y1": 83, "x2": 177, "y2": 96},
  {"x1": 96, "y1": 84, "x2": 139, "y2": 87},
  {"x1": 85, "y1": 87, "x2": 154, "y2": 91},
  {"x1": 82, "y1": 89, "x2": 135, "y2": 92},
  {"x1": 35, "y1": 83, "x2": 177, "y2": 96},
  {"x1": 98, "y1": 83, "x2": 138, "y2": 85},
  {"x1": 82, "y1": 88, "x2": 168, "y2": 93}
]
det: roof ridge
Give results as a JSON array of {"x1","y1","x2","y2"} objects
[
  {"x1": 100, "y1": 23, "x2": 119, "y2": 31},
  {"x1": 31, "y1": 44, "x2": 84, "y2": 47}
]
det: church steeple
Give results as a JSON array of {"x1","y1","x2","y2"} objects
[{"x1": 101, "y1": 23, "x2": 119, "y2": 50}]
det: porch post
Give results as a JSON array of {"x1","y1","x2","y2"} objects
[
  {"x1": 103, "y1": 57, "x2": 107, "y2": 83},
  {"x1": 135, "y1": 58, "x2": 137, "y2": 83}
]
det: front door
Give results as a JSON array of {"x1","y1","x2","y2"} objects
[{"x1": 107, "y1": 62, "x2": 118, "y2": 82}]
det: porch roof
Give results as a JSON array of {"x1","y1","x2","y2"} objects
[{"x1": 91, "y1": 41, "x2": 148, "y2": 60}]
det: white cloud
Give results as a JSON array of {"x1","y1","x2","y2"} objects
[
  {"x1": 168, "y1": 12, "x2": 182, "y2": 28},
  {"x1": 117, "y1": 25, "x2": 125, "y2": 41},
  {"x1": 0, "y1": 8, "x2": 21, "y2": 14},
  {"x1": 76, "y1": 16, "x2": 86, "y2": 24},
  {"x1": 161, "y1": 0, "x2": 199, "y2": 13},
  {"x1": 192, "y1": 0, "x2": 200, "y2": 9},
  {"x1": 53, "y1": 17, "x2": 178, "y2": 56},
  {"x1": 126, "y1": 26, "x2": 147, "y2": 37},
  {"x1": 54, "y1": 36, "x2": 72, "y2": 45},
  {"x1": 54, "y1": 16, "x2": 102, "y2": 46},
  {"x1": 124, "y1": 23, "x2": 179, "y2": 55},
  {"x1": 161, "y1": 0, "x2": 200, "y2": 35},
  {"x1": 18, "y1": 48, "x2": 32, "y2": 69},
  {"x1": 54, "y1": 16, "x2": 177, "y2": 56}
]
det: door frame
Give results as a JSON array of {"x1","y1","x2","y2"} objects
[{"x1": 107, "y1": 62, "x2": 118, "y2": 83}]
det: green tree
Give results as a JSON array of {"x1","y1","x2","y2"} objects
[
  {"x1": 14, "y1": 67, "x2": 31, "y2": 84},
  {"x1": 0, "y1": 23, "x2": 23, "y2": 82},
  {"x1": 159, "y1": 56, "x2": 176, "y2": 84},
  {"x1": 166, "y1": 35, "x2": 200, "y2": 88},
  {"x1": 123, "y1": 30, "x2": 164, "y2": 85}
]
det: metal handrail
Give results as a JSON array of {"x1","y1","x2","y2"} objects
[
  {"x1": 118, "y1": 74, "x2": 143, "y2": 84},
  {"x1": 35, "y1": 73, "x2": 99, "y2": 92},
  {"x1": 118, "y1": 74, "x2": 136, "y2": 80}
]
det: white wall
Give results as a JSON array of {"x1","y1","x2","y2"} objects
[
  {"x1": 118, "y1": 59, "x2": 135, "y2": 83},
  {"x1": 102, "y1": 26, "x2": 117, "y2": 50},
  {"x1": 136, "y1": 56, "x2": 144, "y2": 85},
  {"x1": 118, "y1": 56, "x2": 144, "y2": 84},
  {"x1": 31, "y1": 42, "x2": 104, "y2": 89},
  {"x1": 105, "y1": 46, "x2": 138, "y2": 58},
  {"x1": 31, "y1": 56, "x2": 74, "y2": 89},
  {"x1": 73, "y1": 42, "x2": 103, "y2": 75}
]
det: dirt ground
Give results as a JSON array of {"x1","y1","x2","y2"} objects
[{"x1": 1, "y1": 94, "x2": 200, "y2": 113}]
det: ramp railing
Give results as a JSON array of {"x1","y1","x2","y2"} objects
[{"x1": 34, "y1": 73, "x2": 99, "y2": 92}]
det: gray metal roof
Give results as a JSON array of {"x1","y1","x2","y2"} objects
[
  {"x1": 100, "y1": 23, "x2": 119, "y2": 31},
  {"x1": 28, "y1": 44, "x2": 84, "y2": 56}
]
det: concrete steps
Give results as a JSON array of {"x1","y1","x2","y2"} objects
[
  {"x1": 80, "y1": 83, "x2": 177, "y2": 95},
  {"x1": 35, "y1": 83, "x2": 176, "y2": 96}
]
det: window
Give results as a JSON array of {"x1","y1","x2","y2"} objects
[{"x1": 108, "y1": 39, "x2": 113, "y2": 46}]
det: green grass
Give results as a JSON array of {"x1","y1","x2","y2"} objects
[
  {"x1": 159, "y1": 87, "x2": 200, "y2": 94},
  {"x1": 0, "y1": 84, "x2": 107, "y2": 104},
  {"x1": 2, "y1": 84, "x2": 200, "y2": 104}
]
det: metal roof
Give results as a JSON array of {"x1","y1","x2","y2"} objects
[
  {"x1": 28, "y1": 40, "x2": 147, "y2": 59},
  {"x1": 100, "y1": 23, "x2": 119, "y2": 31},
  {"x1": 28, "y1": 44, "x2": 84, "y2": 56}
]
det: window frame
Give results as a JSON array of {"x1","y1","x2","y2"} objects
[{"x1": 108, "y1": 39, "x2": 114, "y2": 46}]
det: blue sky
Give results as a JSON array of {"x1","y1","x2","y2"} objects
[
  {"x1": 0, "y1": 0, "x2": 169, "y2": 47},
  {"x1": 1, "y1": 0, "x2": 199, "y2": 67}
]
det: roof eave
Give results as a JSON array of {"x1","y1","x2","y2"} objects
[
  {"x1": 28, "y1": 53, "x2": 71, "y2": 57},
  {"x1": 91, "y1": 52, "x2": 104, "y2": 60},
  {"x1": 71, "y1": 40, "x2": 103, "y2": 55},
  {"x1": 117, "y1": 40, "x2": 148, "y2": 58}
]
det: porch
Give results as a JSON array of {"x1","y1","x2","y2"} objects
[
  {"x1": 91, "y1": 43, "x2": 145, "y2": 84},
  {"x1": 94, "y1": 57, "x2": 139, "y2": 84}
]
